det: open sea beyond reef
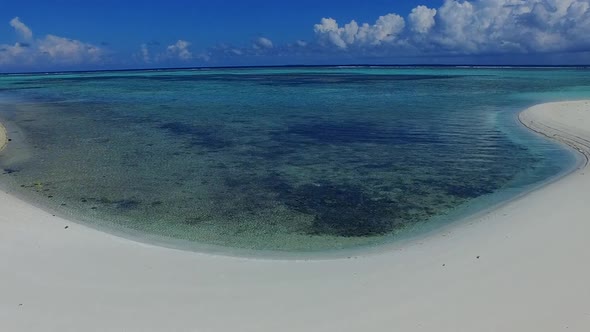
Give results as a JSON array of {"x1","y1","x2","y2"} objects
[{"x1": 0, "y1": 66, "x2": 588, "y2": 255}]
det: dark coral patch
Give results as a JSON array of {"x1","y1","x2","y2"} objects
[
  {"x1": 272, "y1": 180, "x2": 398, "y2": 237},
  {"x1": 158, "y1": 122, "x2": 232, "y2": 150},
  {"x1": 275, "y1": 120, "x2": 440, "y2": 146},
  {"x1": 445, "y1": 185, "x2": 494, "y2": 199},
  {"x1": 3, "y1": 168, "x2": 19, "y2": 174}
]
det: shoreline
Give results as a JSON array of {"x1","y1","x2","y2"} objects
[
  {"x1": 519, "y1": 101, "x2": 590, "y2": 166},
  {"x1": 0, "y1": 106, "x2": 581, "y2": 260},
  {"x1": 2, "y1": 100, "x2": 590, "y2": 331}
]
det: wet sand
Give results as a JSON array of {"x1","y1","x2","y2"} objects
[{"x1": 0, "y1": 121, "x2": 7, "y2": 152}]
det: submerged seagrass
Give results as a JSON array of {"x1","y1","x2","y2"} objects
[{"x1": 0, "y1": 67, "x2": 586, "y2": 252}]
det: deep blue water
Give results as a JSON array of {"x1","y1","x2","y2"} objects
[{"x1": 0, "y1": 67, "x2": 587, "y2": 253}]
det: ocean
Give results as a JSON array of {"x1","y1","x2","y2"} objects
[{"x1": 0, "y1": 66, "x2": 587, "y2": 254}]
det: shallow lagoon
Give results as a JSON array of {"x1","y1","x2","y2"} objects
[{"x1": 0, "y1": 67, "x2": 587, "y2": 252}]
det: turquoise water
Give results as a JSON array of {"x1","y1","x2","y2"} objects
[{"x1": 0, "y1": 67, "x2": 587, "y2": 253}]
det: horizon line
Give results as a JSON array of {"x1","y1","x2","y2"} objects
[{"x1": 2, "y1": 63, "x2": 590, "y2": 75}]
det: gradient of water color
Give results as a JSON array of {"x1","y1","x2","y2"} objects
[{"x1": 0, "y1": 67, "x2": 587, "y2": 253}]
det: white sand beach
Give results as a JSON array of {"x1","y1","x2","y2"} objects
[{"x1": 1, "y1": 100, "x2": 590, "y2": 332}]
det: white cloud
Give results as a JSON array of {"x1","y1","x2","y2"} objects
[
  {"x1": 312, "y1": 0, "x2": 590, "y2": 55},
  {"x1": 313, "y1": 18, "x2": 350, "y2": 49},
  {"x1": 38, "y1": 35, "x2": 104, "y2": 64},
  {"x1": 9, "y1": 17, "x2": 33, "y2": 40},
  {"x1": 431, "y1": 0, "x2": 590, "y2": 54},
  {"x1": 166, "y1": 40, "x2": 192, "y2": 60},
  {"x1": 140, "y1": 43, "x2": 151, "y2": 63},
  {"x1": 409, "y1": 5, "x2": 437, "y2": 34},
  {"x1": 196, "y1": 52, "x2": 211, "y2": 62},
  {"x1": 149, "y1": 40, "x2": 210, "y2": 63},
  {"x1": 369, "y1": 14, "x2": 406, "y2": 44},
  {"x1": 314, "y1": 14, "x2": 405, "y2": 49},
  {"x1": 295, "y1": 40, "x2": 308, "y2": 47},
  {"x1": 253, "y1": 37, "x2": 273, "y2": 49},
  {"x1": 0, "y1": 43, "x2": 30, "y2": 65},
  {"x1": 1, "y1": 17, "x2": 105, "y2": 68}
]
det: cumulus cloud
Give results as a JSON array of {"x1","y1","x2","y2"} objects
[
  {"x1": 313, "y1": 18, "x2": 347, "y2": 48},
  {"x1": 140, "y1": 40, "x2": 213, "y2": 64},
  {"x1": 314, "y1": 14, "x2": 405, "y2": 49},
  {"x1": 1, "y1": 17, "x2": 105, "y2": 68},
  {"x1": 135, "y1": 41, "x2": 215, "y2": 65},
  {"x1": 0, "y1": 43, "x2": 31, "y2": 65},
  {"x1": 132, "y1": 0, "x2": 590, "y2": 65},
  {"x1": 9, "y1": 17, "x2": 33, "y2": 40},
  {"x1": 409, "y1": 5, "x2": 437, "y2": 34},
  {"x1": 38, "y1": 35, "x2": 103, "y2": 64},
  {"x1": 313, "y1": 0, "x2": 590, "y2": 56},
  {"x1": 253, "y1": 37, "x2": 273, "y2": 49},
  {"x1": 431, "y1": 0, "x2": 590, "y2": 54},
  {"x1": 166, "y1": 40, "x2": 192, "y2": 60}
]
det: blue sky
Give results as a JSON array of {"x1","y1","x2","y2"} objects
[{"x1": 1, "y1": 0, "x2": 590, "y2": 72}]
